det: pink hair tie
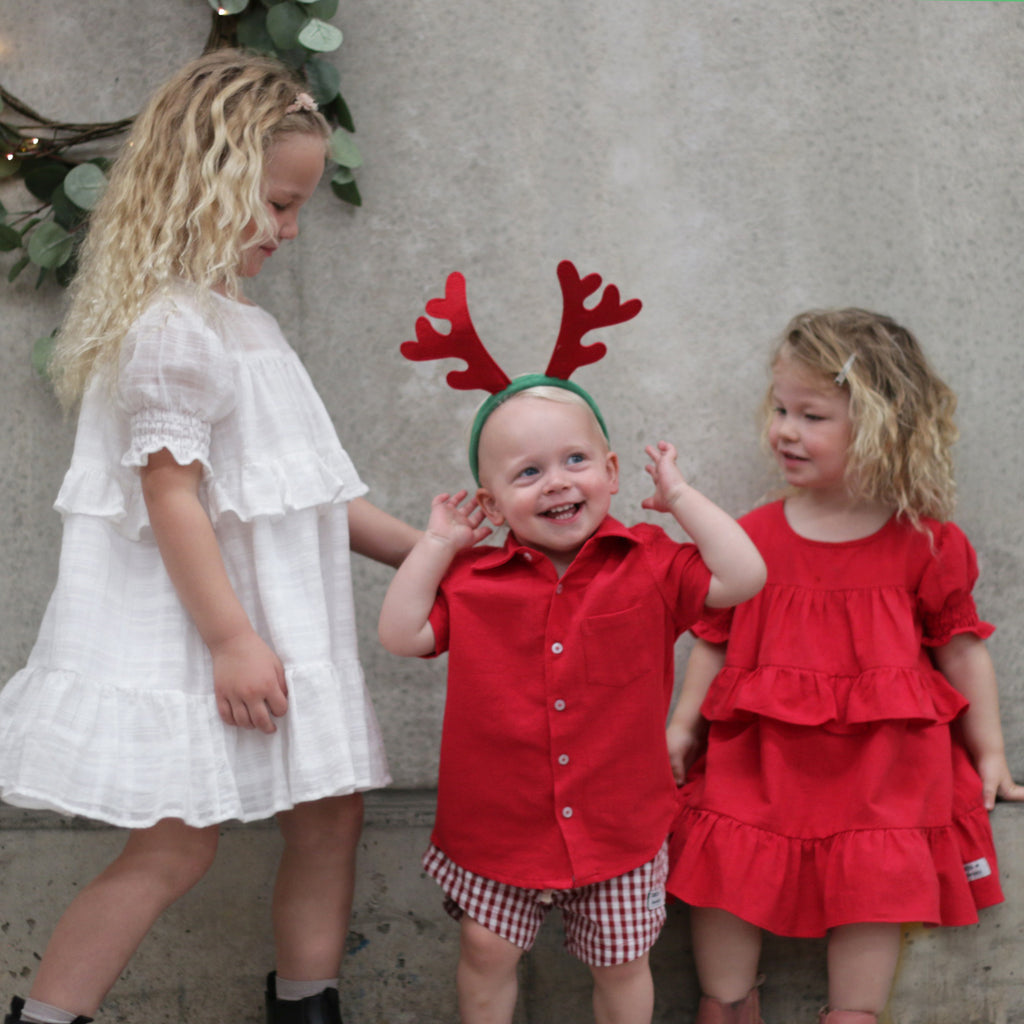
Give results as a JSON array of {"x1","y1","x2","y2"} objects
[{"x1": 286, "y1": 92, "x2": 318, "y2": 114}]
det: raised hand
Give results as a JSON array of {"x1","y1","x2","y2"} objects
[
  {"x1": 425, "y1": 490, "x2": 492, "y2": 552},
  {"x1": 641, "y1": 440, "x2": 688, "y2": 514}
]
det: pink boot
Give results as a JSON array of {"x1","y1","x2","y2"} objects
[
  {"x1": 695, "y1": 981, "x2": 765, "y2": 1024},
  {"x1": 817, "y1": 1009, "x2": 878, "y2": 1024}
]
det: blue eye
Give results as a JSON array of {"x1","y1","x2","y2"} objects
[
  {"x1": 518, "y1": 466, "x2": 539, "y2": 479},
  {"x1": 567, "y1": 453, "x2": 585, "y2": 465}
]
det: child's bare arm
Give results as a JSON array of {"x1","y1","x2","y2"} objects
[
  {"x1": 140, "y1": 448, "x2": 287, "y2": 733},
  {"x1": 378, "y1": 491, "x2": 491, "y2": 657},
  {"x1": 642, "y1": 441, "x2": 766, "y2": 608},
  {"x1": 348, "y1": 497, "x2": 422, "y2": 567},
  {"x1": 932, "y1": 633, "x2": 1024, "y2": 809},
  {"x1": 666, "y1": 638, "x2": 727, "y2": 785}
]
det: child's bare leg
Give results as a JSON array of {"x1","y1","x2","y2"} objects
[
  {"x1": 456, "y1": 916, "x2": 523, "y2": 1024},
  {"x1": 826, "y1": 922, "x2": 900, "y2": 1014},
  {"x1": 29, "y1": 819, "x2": 219, "y2": 1017},
  {"x1": 273, "y1": 793, "x2": 363, "y2": 980},
  {"x1": 590, "y1": 953, "x2": 654, "y2": 1024},
  {"x1": 690, "y1": 906, "x2": 762, "y2": 1001}
]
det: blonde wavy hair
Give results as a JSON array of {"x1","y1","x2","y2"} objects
[
  {"x1": 762, "y1": 308, "x2": 959, "y2": 524},
  {"x1": 51, "y1": 48, "x2": 329, "y2": 408}
]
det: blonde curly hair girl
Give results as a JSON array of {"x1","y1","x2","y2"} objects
[
  {"x1": 762, "y1": 307, "x2": 959, "y2": 525},
  {"x1": 52, "y1": 48, "x2": 328, "y2": 408}
]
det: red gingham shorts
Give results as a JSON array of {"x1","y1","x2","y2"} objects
[{"x1": 422, "y1": 842, "x2": 669, "y2": 967}]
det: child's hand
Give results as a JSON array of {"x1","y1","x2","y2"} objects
[
  {"x1": 666, "y1": 718, "x2": 708, "y2": 786},
  {"x1": 976, "y1": 751, "x2": 1024, "y2": 809},
  {"x1": 425, "y1": 491, "x2": 492, "y2": 552},
  {"x1": 642, "y1": 440, "x2": 688, "y2": 514},
  {"x1": 211, "y1": 630, "x2": 288, "y2": 734}
]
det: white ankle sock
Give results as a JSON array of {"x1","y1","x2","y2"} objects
[
  {"x1": 273, "y1": 976, "x2": 338, "y2": 1001},
  {"x1": 20, "y1": 999, "x2": 81, "y2": 1024}
]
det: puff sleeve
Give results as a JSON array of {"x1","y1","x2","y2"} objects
[
  {"x1": 118, "y1": 296, "x2": 237, "y2": 473},
  {"x1": 918, "y1": 522, "x2": 995, "y2": 646},
  {"x1": 693, "y1": 604, "x2": 734, "y2": 645}
]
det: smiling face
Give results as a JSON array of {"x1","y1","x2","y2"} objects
[
  {"x1": 475, "y1": 392, "x2": 619, "y2": 572},
  {"x1": 239, "y1": 131, "x2": 326, "y2": 279},
  {"x1": 767, "y1": 350, "x2": 854, "y2": 496}
]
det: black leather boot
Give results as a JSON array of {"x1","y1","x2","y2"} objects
[
  {"x1": 264, "y1": 973, "x2": 342, "y2": 1024},
  {"x1": 4, "y1": 997, "x2": 93, "y2": 1024}
]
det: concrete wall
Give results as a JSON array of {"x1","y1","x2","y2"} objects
[{"x1": 1, "y1": 1, "x2": 1022, "y2": 1021}]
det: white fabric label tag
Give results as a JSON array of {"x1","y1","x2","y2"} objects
[
  {"x1": 964, "y1": 857, "x2": 992, "y2": 881},
  {"x1": 647, "y1": 887, "x2": 666, "y2": 911}
]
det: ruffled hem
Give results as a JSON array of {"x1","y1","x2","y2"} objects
[
  {"x1": 667, "y1": 804, "x2": 1000, "y2": 937},
  {"x1": 206, "y1": 449, "x2": 368, "y2": 524},
  {"x1": 922, "y1": 614, "x2": 995, "y2": 647},
  {"x1": 54, "y1": 453, "x2": 367, "y2": 540},
  {"x1": 701, "y1": 664, "x2": 969, "y2": 727},
  {"x1": 0, "y1": 663, "x2": 390, "y2": 828},
  {"x1": 121, "y1": 408, "x2": 213, "y2": 473},
  {"x1": 55, "y1": 465, "x2": 154, "y2": 540}
]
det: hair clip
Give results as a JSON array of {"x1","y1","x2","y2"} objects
[
  {"x1": 285, "y1": 92, "x2": 318, "y2": 114},
  {"x1": 400, "y1": 260, "x2": 642, "y2": 482},
  {"x1": 834, "y1": 353, "x2": 857, "y2": 386}
]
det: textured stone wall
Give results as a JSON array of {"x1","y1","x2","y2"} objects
[{"x1": 1, "y1": 2, "x2": 1022, "y2": 1021}]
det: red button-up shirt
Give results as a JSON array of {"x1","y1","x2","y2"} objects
[{"x1": 427, "y1": 516, "x2": 711, "y2": 889}]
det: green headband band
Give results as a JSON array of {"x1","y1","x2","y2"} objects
[{"x1": 468, "y1": 373, "x2": 609, "y2": 485}]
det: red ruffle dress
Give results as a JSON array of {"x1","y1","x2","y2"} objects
[{"x1": 667, "y1": 501, "x2": 1003, "y2": 938}]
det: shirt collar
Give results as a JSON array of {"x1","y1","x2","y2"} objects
[{"x1": 470, "y1": 515, "x2": 635, "y2": 572}]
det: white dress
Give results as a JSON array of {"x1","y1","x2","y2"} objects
[{"x1": 0, "y1": 287, "x2": 391, "y2": 828}]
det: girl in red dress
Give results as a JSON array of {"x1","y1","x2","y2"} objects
[{"x1": 665, "y1": 309, "x2": 1023, "y2": 1024}]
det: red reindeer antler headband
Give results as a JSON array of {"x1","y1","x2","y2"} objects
[{"x1": 400, "y1": 260, "x2": 642, "y2": 482}]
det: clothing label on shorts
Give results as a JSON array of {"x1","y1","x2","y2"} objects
[
  {"x1": 647, "y1": 887, "x2": 666, "y2": 911},
  {"x1": 964, "y1": 857, "x2": 992, "y2": 882}
]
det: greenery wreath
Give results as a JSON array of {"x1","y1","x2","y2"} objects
[{"x1": 0, "y1": 0, "x2": 362, "y2": 372}]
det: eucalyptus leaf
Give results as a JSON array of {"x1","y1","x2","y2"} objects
[
  {"x1": 266, "y1": 1, "x2": 306, "y2": 49},
  {"x1": 64, "y1": 163, "x2": 108, "y2": 211},
  {"x1": 27, "y1": 221, "x2": 74, "y2": 269},
  {"x1": 305, "y1": 56, "x2": 340, "y2": 106},
  {"x1": 332, "y1": 93, "x2": 355, "y2": 132},
  {"x1": 328, "y1": 128, "x2": 362, "y2": 169},
  {"x1": 305, "y1": 0, "x2": 338, "y2": 18},
  {"x1": 50, "y1": 183, "x2": 85, "y2": 230},
  {"x1": 55, "y1": 251, "x2": 80, "y2": 287},
  {"x1": 24, "y1": 160, "x2": 68, "y2": 202},
  {"x1": 237, "y1": 5, "x2": 275, "y2": 52},
  {"x1": 0, "y1": 223, "x2": 20, "y2": 251},
  {"x1": 298, "y1": 18, "x2": 342, "y2": 52},
  {"x1": 330, "y1": 175, "x2": 361, "y2": 207},
  {"x1": 31, "y1": 331, "x2": 57, "y2": 379},
  {"x1": 0, "y1": 157, "x2": 20, "y2": 179},
  {"x1": 8, "y1": 254, "x2": 29, "y2": 282}
]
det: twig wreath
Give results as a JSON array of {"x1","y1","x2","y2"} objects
[{"x1": 0, "y1": 0, "x2": 362, "y2": 373}]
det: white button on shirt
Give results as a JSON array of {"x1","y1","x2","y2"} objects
[{"x1": 551, "y1": 642, "x2": 563, "y2": 654}]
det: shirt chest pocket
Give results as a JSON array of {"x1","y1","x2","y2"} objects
[{"x1": 581, "y1": 605, "x2": 659, "y2": 688}]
